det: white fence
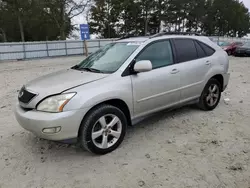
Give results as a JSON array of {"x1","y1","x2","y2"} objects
[
  {"x1": 1, "y1": 36, "x2": 250, "y2": 61},
  {"x1": 0, "y1": 39, "x2": 116, "y2": 61},
  {"x1": 209, "y1": 36, "x2": 250, "y2": 44}
]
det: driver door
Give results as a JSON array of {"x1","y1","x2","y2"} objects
[{"x1": 131, "y1": 40, "x2": 181, "y2": 117}]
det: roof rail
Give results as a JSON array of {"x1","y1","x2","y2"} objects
[
  {"x1": 150, "y1": 32, "x2": 201, "y2": 38},
  {"x1": 118, "y1": 33, "x2": 151, "y2": 40}
]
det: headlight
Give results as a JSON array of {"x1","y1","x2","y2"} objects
[{"x1": 37, "y1": 93, "x2": 76, "y2": 113}]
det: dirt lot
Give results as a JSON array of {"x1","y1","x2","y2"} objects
[{"x1": 0, "y1": 56, "x2": 250, "y2": 188}]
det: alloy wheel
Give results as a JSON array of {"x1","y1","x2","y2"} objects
[
  {"x1": 91, "y1": 114, "x2": 122, "y2": 149},
  {"x1": 206, "y1": 84, "x2": 220, "y2": 107}
]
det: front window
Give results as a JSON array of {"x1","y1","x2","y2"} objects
[
  {"x1": 136, "y1": 40, "x2": 174, "y2": 69},
  {"x1": 73, "y1": 42, "x2": 140, "y2": 73}
]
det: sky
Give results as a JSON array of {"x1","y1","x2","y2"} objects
[{"x1": 242, "y1": 0, "x2": 250, "y2": 10}]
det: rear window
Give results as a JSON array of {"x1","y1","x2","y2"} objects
[
  {"x1": 194, "y1": 41, "x2": 207, "y2": 58},
  {"x1": 198, "y1": 41, "x2": 215, "y2": 56}
]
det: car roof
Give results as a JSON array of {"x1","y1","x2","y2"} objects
[
  {"x1": 118, "y1": 35, "x2": 209, "y2": 42},
  {"x1": 118, "y1": 37, "x2": 149, "y2": 42},
  {"x1": 117, "y1": 34, "x2": 221, "y2": 51}
]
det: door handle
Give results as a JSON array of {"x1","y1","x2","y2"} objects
[
  {"x1": 205, "y1": 61, "x2": 211, "y2": 65},
  {"x1": 171, "y1": 69, "x2": 179, "y2": 74}
]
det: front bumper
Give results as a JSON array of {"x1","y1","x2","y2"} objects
[
  {"x1": 14, "y1": 104, "x2": 88, "y2": 141},
  {"x1": 223, "y1": 73, "x2": 230, "y2": 91}
]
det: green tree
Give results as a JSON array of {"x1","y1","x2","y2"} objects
[
  {"x1": 89, "y1": 0, "x2": 120, "y2": 38},
  {"x1": 118, "y1": 0, "x2": 141, "y2": 35},
  {"x1": 185, "y1": 0, "x2": 206, "y2": 32},
  {"x1": 0, "y1": 0, "x2": 91, "y2": 42},
  {"x1": 196, "y1": 0, "x2": 249, "y2": 36},
  {"x1": 0, "y1": 0, "x2": 28, "y2": 41}
]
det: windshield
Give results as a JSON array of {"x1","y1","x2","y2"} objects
[
  {"x1": 73, "y1": 42, "x2": 140, "y2": 73},
  {"x1": 218, "y1": 41, "x2": 231, "y2": 46}
]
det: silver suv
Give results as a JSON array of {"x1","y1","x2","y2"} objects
[{"x1": 15, "y1": 33, "x2": 230, "y2": 154}]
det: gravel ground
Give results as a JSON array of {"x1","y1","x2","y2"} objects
[{"x1": 0, "y1": 56, "x2": 250, "y2": 188}]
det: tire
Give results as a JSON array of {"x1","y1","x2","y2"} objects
[
  {"x1": 227, "y1": 50, "x2": 232, "y2": 56},
  {"x1": 78, "y1": 104, "x2": 127, "y2": 155},
  {"x1": 198, "y1": 78, "x2": 222, "y2": 111}
]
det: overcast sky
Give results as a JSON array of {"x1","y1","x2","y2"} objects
[{"x1": 242, "y1": 0, "x2": 250, "y2": 10}]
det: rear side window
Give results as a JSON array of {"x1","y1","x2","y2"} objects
[
  {"x1": 194, "y1": 41, "x2": 207, "y2": 58},
  {"x1": 197, "y1": 41, "x2": 215, "y2": 56},
  {"x1": 174, "y1": 39, "x2": 197, "y2": 63}
]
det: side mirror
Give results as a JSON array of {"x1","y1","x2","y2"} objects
[{"x1": 133, "y1": 60, "x2": 153, "y2": 73}]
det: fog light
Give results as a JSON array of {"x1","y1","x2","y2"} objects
[{"x1": 42, "y1": 127, "x2": 61, "y2": 134}]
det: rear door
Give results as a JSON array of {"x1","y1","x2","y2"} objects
[{"x1": 172, "y1": 38, "x2": 215, "y2": 103}]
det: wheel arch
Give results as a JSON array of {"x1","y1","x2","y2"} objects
[
  {"x1": 77, "y1": 99, "x2": 132, "y2": 138},
  {"x1": 211, "y1": 74, "x2": 224, "y2": 91}
]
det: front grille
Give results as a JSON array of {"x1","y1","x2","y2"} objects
[{"x1": 18, "y1": 87, "x2": 36, "y2": 104}]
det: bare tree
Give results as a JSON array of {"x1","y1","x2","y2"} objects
[
  {"x1": 67, "y1": 0, "x2": 92, "y2": 19},
  {"x1": 45, "y1": 0, "x2": 92, "y2": 40}
]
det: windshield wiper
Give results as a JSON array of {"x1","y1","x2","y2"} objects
[
  {"x1": 81, "y1": 67, "x2": 103, "y2": 73},
  {"x1": 72, "y1": 66, "x2": 104, "y2": 73},
  {"x1": 71, "y1": 65, "x2": 80, "y2": 70}
]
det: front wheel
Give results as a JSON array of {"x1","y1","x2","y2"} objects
[
  {"x1": 198, "y1": 79, "x2": 221, "y2": 111},
  {"x1": 227, "y1": 50, "x2": 232, "y2": 56},
  {"x1": 79, "y1": 104, "x2": 127, "y2": 155}
]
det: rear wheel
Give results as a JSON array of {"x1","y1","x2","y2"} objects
[
  {"x1": 79, "y1": 104, "x2": 127, "y2": 155},
  {"x1": 198, "y1": 79, "x2": 221, "y2": 111}
]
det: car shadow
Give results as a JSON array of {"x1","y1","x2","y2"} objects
[
  {"x1": 125, "y1": 105, "x2": 202, "y2": 138},
  {"x1": 23, "y1": 105, "x2": 202, "y2": 159}
]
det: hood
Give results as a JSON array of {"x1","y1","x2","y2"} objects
[
  {"x1": 25, "y1": 69, "x2": 108, "y2": 95},
  {"x1": 19, "y1": 68, "x2": 109, "y2": 109}
]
